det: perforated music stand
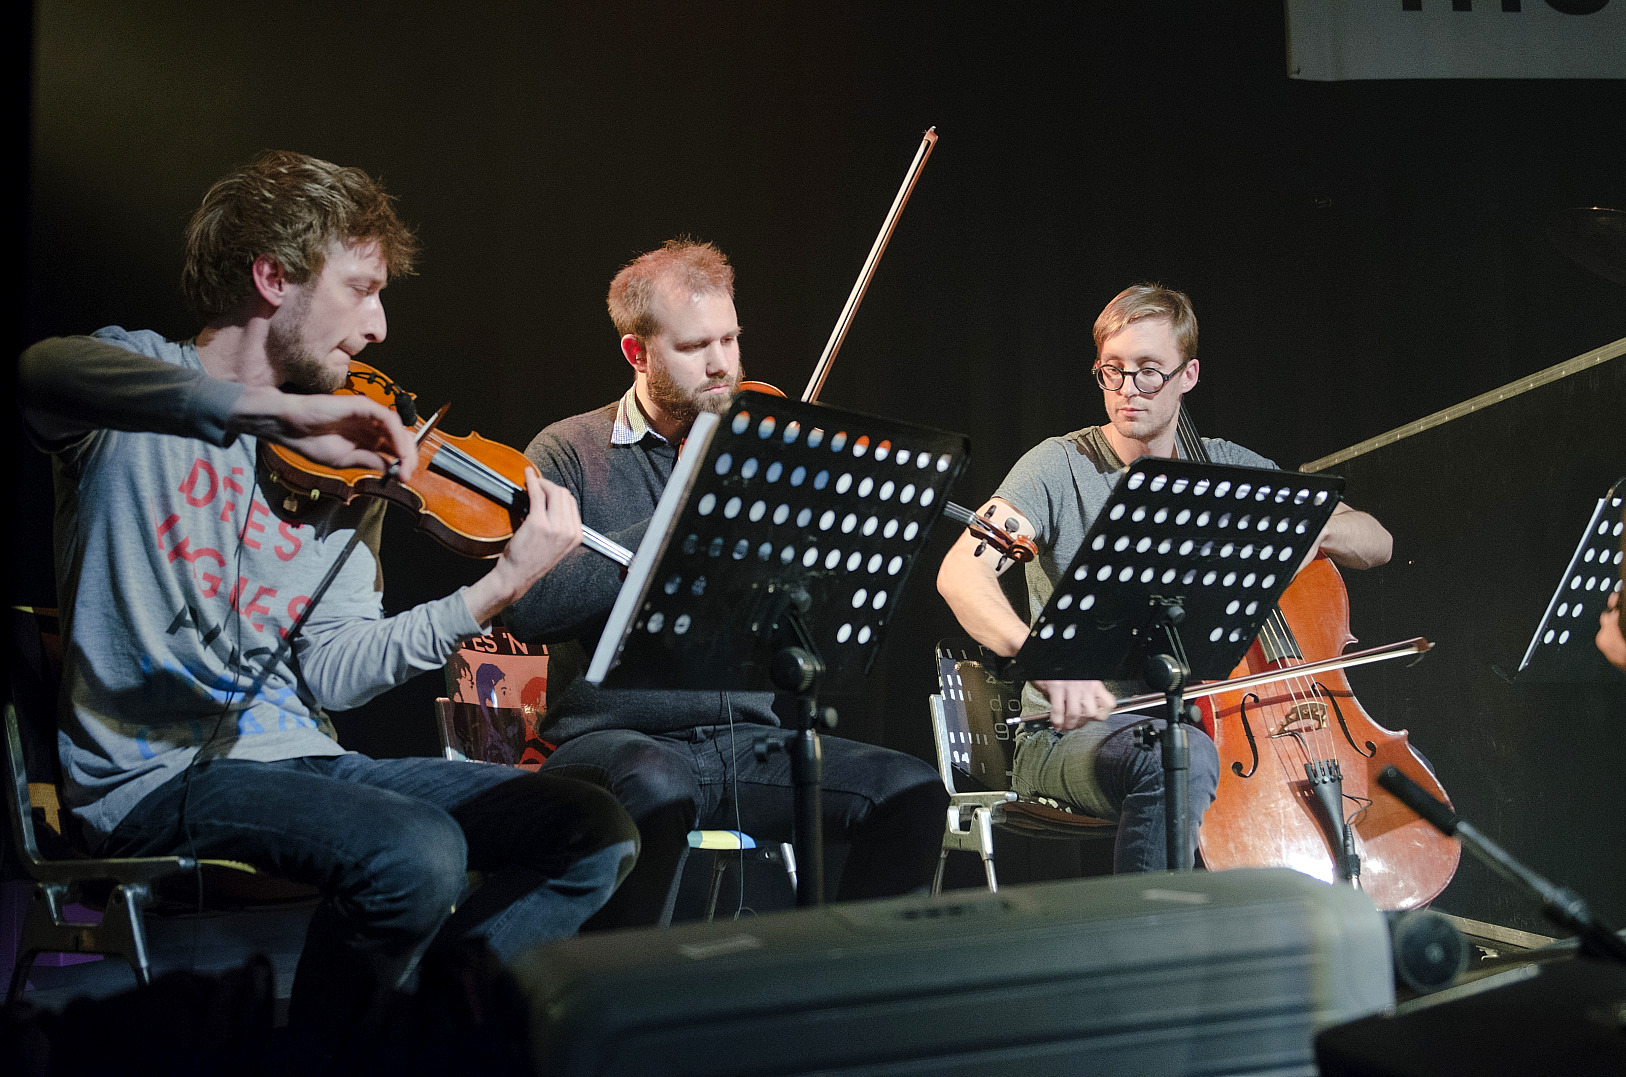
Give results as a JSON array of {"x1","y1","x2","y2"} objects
[
  {"x1": 1007, "y1": 457, "x2": 1345, "y2": 869},
  {"x1": 588, "y1": 391, "x2": 970, "y2": 903},
  {"x1": 1513, "y1": 478, "x2": 1625, "y2": 683}
]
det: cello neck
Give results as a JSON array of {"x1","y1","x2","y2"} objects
[{"x1": 1174, "y1": 403, "x2": 1305, "y2": 663}]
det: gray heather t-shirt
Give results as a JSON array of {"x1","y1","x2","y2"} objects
[
  {"x1": 44, "y1": 328, "x2": 482, "y2": 843},
  {"x1": 995, "y1": 426, "x2": 1276, "y2": 711}
]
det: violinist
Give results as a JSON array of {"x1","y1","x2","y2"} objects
[
  {"x1": 936, "y1": 283, "x2": 1393, "y2": 872},
  {"x1": 503, "y1": 239, "x2": 949, "y2": 929},
  {"x1": 17, "y1": 151, "x2": 637, "y2": 1052}
]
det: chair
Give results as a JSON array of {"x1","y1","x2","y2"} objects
[
  {"x1": 3, "y1": 607, "x2": 314, "y2": 1002},
  {"x1": 930, "y1": 638, "x2": 1116, "y2": 894},
  {"x1": 437, "y1": 631, "x2": 795, "y2": 923}
]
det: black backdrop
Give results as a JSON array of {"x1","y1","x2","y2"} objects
[{"x1": 13, "y1": 1, "x2": 1626, "y2": 926}]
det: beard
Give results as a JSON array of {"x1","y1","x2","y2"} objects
[
  {"x1": 646, "y1": 358, "x2": 743, "y2": 423},
  {"x1": 266, "y1": 294, "x2": 346, "y2": 394}
]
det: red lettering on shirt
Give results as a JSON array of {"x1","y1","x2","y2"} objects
[
  {"x1": 179, "y1": 459, "x2": 219, "y2": 507},
  {"x1": 274, "y1": 521, "x2": 304, "y2": 562},
  {"x1": 239, "y1": 584, "x2": 278, "y2": 632},
  {"x1": 155, "y1": 513, "x2": 180, "y2": 541},
  {"x1": 217, "y1": 470, "x2": 250, "y2": 523},
  {"x1": 165, "y1": 535, "x2": 226, "y2": 569},
  {"x1": 242, "y1": 499, "x2": 271, "y2": 550},
  {"x1": 280, "y1": 595, "x2": 310, "y2": 637}
]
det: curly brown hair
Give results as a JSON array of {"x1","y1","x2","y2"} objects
[{"x1": 181, "y1": 150, "x2": 419, "y2": 320}]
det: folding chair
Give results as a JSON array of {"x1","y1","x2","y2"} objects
[
  {"x1": 3, "y1": 607, "x2": 313, "y2": 1002},
  {"x1": 930, "y1": 637, "x2": 1116, "y2": 894}
]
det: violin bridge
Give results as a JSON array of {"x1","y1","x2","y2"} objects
[{"x1": 1272, "y1": 700, "x2": 1328, "y2": 736}]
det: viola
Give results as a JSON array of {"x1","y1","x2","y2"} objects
[
  {"x1": 1175, "y1": 408, "x2": 1460, "y2": 910},
  {"x1": 261, "y1": 362, "x2": 633, "y2": 565}
]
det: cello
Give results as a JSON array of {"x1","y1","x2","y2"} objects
[{"x1": 1177, "y1": 408, "x2": 1460, "y2": 909}]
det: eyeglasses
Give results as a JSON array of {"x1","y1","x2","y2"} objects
[{"x1": 1093, "y1": 358, "x2": 1191, "y2": 394}]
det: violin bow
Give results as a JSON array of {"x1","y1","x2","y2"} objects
[{"x1": 802, "y1": 127, "x2": 938, "y2": 404}]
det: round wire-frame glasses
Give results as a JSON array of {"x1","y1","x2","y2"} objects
[{"x1": 1093, "y1": 358, "x2": 1191, "y2": 394}]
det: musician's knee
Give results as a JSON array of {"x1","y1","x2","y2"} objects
[{"x1": 544, "y1": 731, "x2": 698, "y2": 822}]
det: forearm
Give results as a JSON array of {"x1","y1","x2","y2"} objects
[
  {"x1": 937, "y1": 537, "x2": 1031, "y2": 657},
  {"x1": 296, "y1": 591, "x2": 482, "y2": 710},
  {"x1": 20, "y1": 335, "x2": 243, "y2": 447},
  {"x1": 1321, "y1": 505, "x2": 1392, "y2": 570}
]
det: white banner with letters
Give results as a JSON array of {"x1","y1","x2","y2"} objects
[{"x1": 1287, "y1": 1, "x2": 1626, "y2": 80}]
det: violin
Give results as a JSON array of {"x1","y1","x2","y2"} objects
[
  {"x1": 1175, "y1": 408, "x2": 1460, "y2": 910},
  {"x1": 261, "y1": 362, "x2": 634, "y2": 565}
]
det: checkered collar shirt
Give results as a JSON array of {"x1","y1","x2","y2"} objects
[{"x1": 610, "y1": 384, "x2": 669, "y2": 447}]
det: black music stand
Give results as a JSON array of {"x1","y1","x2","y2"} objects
[
  {"x1": 587, "y1": 391, "x2": 969, "y2": 905},
  {"x1": 1008, "y1": 458, "x2": 1345, "y2": 870},
  {"x1": 1512, "y1": 478, "x2": 1625, "y2": 683}
]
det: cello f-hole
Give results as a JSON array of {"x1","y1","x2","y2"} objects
[
  {"x1": 1316, "y1": 681, "x2": 1377, "y2": 758},
  {"x1": 1232, "y1": 693, "x2": 1262, "y2": 778}
]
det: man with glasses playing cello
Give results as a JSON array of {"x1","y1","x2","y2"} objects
[{"x1": 937, "y1": 283, "x2": 1392, "y2": 873}]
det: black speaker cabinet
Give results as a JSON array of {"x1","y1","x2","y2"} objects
[
  {"x1": 514, "y1": 867, "x2": 1393, "y2": 1076},
  {"x1": 1316, "y1": 954, "x2": 1626, "y2": 1076}
]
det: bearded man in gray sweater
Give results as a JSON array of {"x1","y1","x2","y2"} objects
[{"x1": 504, "y1": 240, "x2": 948, "y2": 928}]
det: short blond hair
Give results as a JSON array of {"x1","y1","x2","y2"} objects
[
  {"x1": 1093, "y1": 283, "x2": 1198, "y2": 362},
  {"x1": 181, "y1": 150, "x2": 418, "y2": 319},
  {"x1": 606, "y1": 239, "x2": 734, "y2": 341}
]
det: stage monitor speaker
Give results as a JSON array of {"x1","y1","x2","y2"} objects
[
  {"x1": 514, "y1": 867, "x2": 1393, "y2": 1077},
  {"x1": 1316, "y1": 954, "x2": 1626, "y2": 1076}
]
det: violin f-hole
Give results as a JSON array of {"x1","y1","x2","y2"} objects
[
  {"x1": 1231, "y1": 693, "x2": 1262, "y2": 778},
  {"x1": 1316, "y1": 681, "x2": 1377, "y2": 758}
]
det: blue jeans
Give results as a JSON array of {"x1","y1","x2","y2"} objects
[
  {"x1": 1012, "y1": 713, "x2": 1220, "y2": 873},
  {"x1": 103, "y1": 754, "x2": 638, "y2": 1041},
  {"x1": 543, "y1": 725, "x2": 948, "y2": 928}
]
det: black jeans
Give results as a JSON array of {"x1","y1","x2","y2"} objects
[
  {"x1": 542, "y1": 724, "x2": 948, "y2": 928},
  {"x1": 103, "y1": 754, "x2": 638, "y2": 1044}
]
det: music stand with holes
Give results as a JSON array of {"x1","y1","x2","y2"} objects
[
  {"x1": 1512, "y1": 478, "x2": 1626, "y2": 683},
  {"x1": 587, "y1": 391, "x2": 970, "y2": 905},
  {"x1": 1007, "y1": 458, "x2": 1345, "y2": 870}
]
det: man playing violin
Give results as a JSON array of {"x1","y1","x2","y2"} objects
[
  {"x1": 504, "y1": 239, "x2": 949, "y2": 928},
  {"x1": 937, "y1": 283, "x2": 1393, "y2": 872},
  {"x1": 17, "y1": 151, "x2": 637, "y2": 1051}
]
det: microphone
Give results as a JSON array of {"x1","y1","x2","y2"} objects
[
  {"x1": 1379, "y1": 766, "x2": 1626, "y2": 963},
  {"x1": 1376, "y1": 766, "x2": 1458, "y2": 836}
]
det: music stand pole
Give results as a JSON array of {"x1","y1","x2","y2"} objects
[
  {"x1": 586, "y1": 393, "x2": 973, "y2": 909},
  {"x1": 1141, "y1": 631, "x2": 1193, "y2": 869},
  {"x1": 759, "y1": 596, "x2": 832, "y2": 906}
]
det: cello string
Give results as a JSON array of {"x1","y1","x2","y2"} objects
[
  {"x1": 1177, "y1": 409, "x2": 1324, "y2": 765},
  {"x1": 1181, "y1": 407, "x2": 1331, "y2": 767}
]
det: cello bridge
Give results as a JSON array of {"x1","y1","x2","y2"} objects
[{"x1": 1269, "y1": 701, "x2": 1328, "y2": 736}]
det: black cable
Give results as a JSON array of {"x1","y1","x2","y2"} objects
[
  {"x1": 723, "y1": 691, "x2": 753, "y2": 918},
  {"x1": 174, "y1": 457, "x2": 377, "y2": 915}
]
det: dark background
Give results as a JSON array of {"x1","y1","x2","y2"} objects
[{"x1": 12, "y1": 1, "x2": 1626, "y2": 930}]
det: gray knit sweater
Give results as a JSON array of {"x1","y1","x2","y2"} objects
[{"x1": 504, "y1": 403, "x2": 779, "y2": 743}]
